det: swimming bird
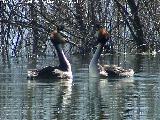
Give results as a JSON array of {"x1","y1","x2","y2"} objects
[
  {"x1": 27, "y1": 26, "x2": 72, "y2": 80},
  {"x1": 89, "y1": 27, "x2": 134, "y2": 78}
]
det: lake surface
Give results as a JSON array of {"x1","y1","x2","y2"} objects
[{"x1": 0, "y1": 54, "x2": 160, "y2": 120}]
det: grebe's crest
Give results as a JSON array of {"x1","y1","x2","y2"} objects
[
  {"x1": 98, "y1": 28, "x2": 109, "y2": 44},
  {"x1": 50, "y1": 31, "x2": 66, "y2": 44}
]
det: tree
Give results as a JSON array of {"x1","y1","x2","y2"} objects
[{"x1": 0, "y1": 0, "x2": 159, "y2": 57}]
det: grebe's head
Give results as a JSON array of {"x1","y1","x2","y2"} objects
[
  {"x1": 97, "y1": 28, "x2": 110, "y2": 45},
  {"x1": 94, "y1": 22, "x2": 109, "y2": 44},
  {"x1": 50, "y1": 26, "x2": 66, "y2": 45}
]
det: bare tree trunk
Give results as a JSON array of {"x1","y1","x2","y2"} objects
[
  {"x1": 115, "y1": 0, "x2": 148, "y2": 52},
  {"x1": 1, "y1": 3, "x2": 9, "y2": 61},
  {"x1": 30, "y1": 2, "x2": 39, "y2": 57},
  {"x1": 127, "y1": 0, "x2": 147, "y2": 52},
  {"x1": 72, "y1": 0, "x2": 89, "y2": 53}
]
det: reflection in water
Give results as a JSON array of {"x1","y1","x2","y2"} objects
[
  {"x1": 100, "y1": 78, "x2": 136, "y2": 119},
  {"x1": 0, "y1": 55, "x2": 160, "y2": 119},
  {"x1": 27, "y1": 79, "x2": 73, "y2": 120}
]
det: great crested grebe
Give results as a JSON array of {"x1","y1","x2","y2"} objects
[
  {"x1": 89, "y1": 27, "x2": 134, "y2": 78},
  {"x1": 27, "y1": 26, "x2": 72, "y2": 79}
]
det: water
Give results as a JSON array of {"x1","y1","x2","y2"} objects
[{"x1": 0, "y1": 54, "x2": 160, "y2": 120}]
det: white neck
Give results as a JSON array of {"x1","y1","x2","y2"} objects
[
  {"x1": 55, "y1": 44, "x2": 71, "y2": 72},
  {"x1": 89, "y1": 44, "x2": 104, "y2": 77}
]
